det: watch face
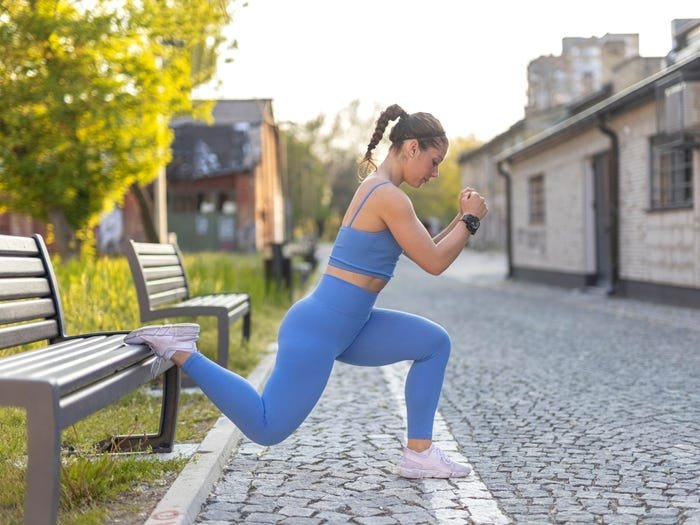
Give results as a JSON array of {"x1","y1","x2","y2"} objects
[{"x1": 462, "y1": 214, "x2": 479, "y2": 233}]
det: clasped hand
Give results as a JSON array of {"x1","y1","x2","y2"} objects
[{"x1": 459, "y1": 187, "x2": 488, "y2": 219}]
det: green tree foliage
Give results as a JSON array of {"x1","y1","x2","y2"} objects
[
  {"x1": 283, "y1": 100, "x2": 381, "y2": 240},
  {"x1": 282, "y1": 119, "x2": 330, "y2": 237},
  {"x1": 405, "y1": 135, "x2": 481, "y2": 227},
  {"x1": 0, "y1": 0, "x2": 232, "y2": 254}
]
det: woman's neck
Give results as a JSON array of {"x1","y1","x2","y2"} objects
[{"x1": 375, "y1": 157, "x2": 403, "y2": 186}]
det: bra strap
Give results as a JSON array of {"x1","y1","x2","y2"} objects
[{"x1": 347, "y1": 181, "x2": 391, "y2": 226}]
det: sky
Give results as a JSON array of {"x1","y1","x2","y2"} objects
[{"x1": 194, "y1": 0, "x2": 699, "y2": 142}]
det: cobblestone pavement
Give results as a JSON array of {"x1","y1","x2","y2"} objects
[{"x1": 197, "y1": 250, "x2": 700, "y2": 524}]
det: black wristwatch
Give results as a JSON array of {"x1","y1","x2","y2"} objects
[{"x1": 461, "y1": 214, "x2": 480, "y2": 235}]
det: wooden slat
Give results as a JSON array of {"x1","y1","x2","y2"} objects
[
  {"x1": 181, "y1": 294, "x2": 249, "y2": 309},
  {"x1": 146, "y1": 277, "x2": 188, "y2": 296},
  {"x1": 0, "y1": 235, "x2": 39, "y2": 256},
  {"x1": 0, "y1": 334, "x2": 151, "y2": 395},
  {"x1": 0, "y1": 333, "x2": 113, "y2": 372},
  {"x1": 0, "y1": 257, "x2": 45, "y2": 278},
  {"x1": 0, "y1": 298, "x2": 55, "y2": 324},
  {"x1": 149, "y1": 288, "x2": 188, "y2": 307},
  {"x1": 138, "y1": 254, "x2": 181, "y2": 268},
  {"x1": 143, "y1": 265, "x2": 185, "y2": 282},
  {"x1": 0, "y1": 320, "x2": 58, "y2": 349},
  {"x1": 132, "y1": 242, "x2": 178, "y2": 255},
  {"x1": 0, "y1": 277, "x2": 51, "y2": 300},
  {"x1": 54, "y1": 344, "x2": 150, "y2": 395}
]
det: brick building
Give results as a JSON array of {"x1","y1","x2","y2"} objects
[
  {"x1": 497, "y1": 48, "x2": 700, "y2": 307},
  {"x1": 460, "y1": 19, "x2": 700, "y2": 308}
]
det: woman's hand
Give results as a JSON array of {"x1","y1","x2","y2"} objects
[{"x1": 459, "y1": 187, "x2": 488, "y2": 219}]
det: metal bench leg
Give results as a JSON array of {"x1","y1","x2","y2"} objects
[
  {"x1": 242, "y1": 308, "x2": 252, "y2": 341},
  {"x1": 217, "y1": 315, "x2": 230, "y2": 368},
  {"x1": 98, "y1": 366, "x2": 180, "y2": 453},
  {"x1": 24, "y1": 386, "x2": 61, "y2": 525}
]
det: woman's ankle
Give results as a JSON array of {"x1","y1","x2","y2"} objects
[
  {"x1": 406, "y1": 438, "x2": 432, "y2": 453},
  {"x1": 172, "y1": 350, "x2": 196, "y2": 367}
]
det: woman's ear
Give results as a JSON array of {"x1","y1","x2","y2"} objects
[{"x1": 405, "y1": 139, "x2": 419, "y2": 159}]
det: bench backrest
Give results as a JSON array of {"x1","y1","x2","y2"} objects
[
  {"x1": 125, "y1": 240, "x2": 190, "y2": 313},
  {"x1": 0, "y1": 234, "x2": 66, "y2": 349}
]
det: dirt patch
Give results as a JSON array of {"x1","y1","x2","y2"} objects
[{"x1": 103, "y1": 471, "x2": 180, "y2": 524}]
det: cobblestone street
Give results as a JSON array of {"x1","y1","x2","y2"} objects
[{"x1": 197, "y1": 250, "x2": 700, "y2": 524}]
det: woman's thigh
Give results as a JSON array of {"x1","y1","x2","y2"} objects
[{"x1": 336, "y1": 308, "x2": 451, "y2": 366}]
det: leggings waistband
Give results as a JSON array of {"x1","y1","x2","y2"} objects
[{"x1": 309, "y1": 274, "x2": 378, "y2": 319}]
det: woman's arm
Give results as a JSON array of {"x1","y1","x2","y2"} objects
[{"x1": 380, "y1": 187, "x2": 488, "y2": 276}]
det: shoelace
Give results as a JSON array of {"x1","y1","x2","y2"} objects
[{"x1": 434, "y1": 447, "x2": 462, "y2": 467}]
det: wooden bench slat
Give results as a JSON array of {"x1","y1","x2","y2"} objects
[
  {"x1": 0, "y1": 257, "x2": 46, "y2": 277},
  {"x1": 131, "y1": 242, "x2": 178, "y2": 255},
  {"x1": 0, "y1": 298, "x2": 55, "y2": 324},
  {"x1": 0, "y1": 277, "x2": 51, "y2": 300},
  {"x1": 0, "y1": 235, "x2": 40, "y2": 255},
  {"x1": 143, "y1": 265, "x2": 186, "y2": 282},
  {"x1": 149, "y1": 288, "x2": 189, "y2": 307},
  {"x1": 146, "y1": 276, "x2": 188, "y2": 296},
  {"x1": 138, "y1": 254, "x2": 181, "y2": 268},
  {"x1": 0, "y1": 334, "x2": 119, "y2": 374},
  {"x1": 0, "y1": 338, "x2": 150, "y2": 395},
  {"x1": 0, "y1": 320, "x2": 59, "y2": 350},
  {"x1": 180, "y1": 294, "x2": 249, "y2": 309}
]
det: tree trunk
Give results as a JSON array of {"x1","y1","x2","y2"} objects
[
  {"x1": 130, "y1": 183, "x2": 159, "y2": 243},
  {"x1": 48, "y1": 209, "x2": 76, "y2": 258}
]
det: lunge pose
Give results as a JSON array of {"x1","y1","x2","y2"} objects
[{"x1": 126, "y1": 104, "x2": 488, "y2": 478}]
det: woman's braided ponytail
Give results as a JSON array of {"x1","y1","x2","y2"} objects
[{"x1": 358, "y1": 104, "x2": 408, "y2": 177}]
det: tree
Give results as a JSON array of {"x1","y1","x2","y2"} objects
[
  {"x1": 0, "y1": 0, "x2": 233, "y2": 255},
  {"x1": 282, "y1": 119, "x2": 330, "y2": 238}
]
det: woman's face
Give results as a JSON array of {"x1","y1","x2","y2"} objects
[{"x1": 404, "y1": 141, "x2": 448, "y2": 188}]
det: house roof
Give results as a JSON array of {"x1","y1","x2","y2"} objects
[
  {"x1": 497, "y1": 51, "x2": 700, "y2": 164},
  {"x1": 167, "y1": 99, "x2": 276, "y2": 181},
  {"x1": 167, "y1": 123, "x2": 255, "y2": 181},
  {"x1": 171, "y1": 99, "x2": 274, "y2": 127}
]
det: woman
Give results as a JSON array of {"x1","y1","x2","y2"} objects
[{"x1": 126, "y1": 104, "x2": 488, "y2": 479}]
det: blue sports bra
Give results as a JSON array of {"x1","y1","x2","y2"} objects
[{"x1": 327, "y1": 181, "x2": 403, "y2": 280}]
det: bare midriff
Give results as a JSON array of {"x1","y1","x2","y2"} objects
[{"x1": 324, "y1": 265, "x2": 388, "y2": 293}]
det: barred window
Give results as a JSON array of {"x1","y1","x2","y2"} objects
[
  {"x1": 651, "y1": 136, "x2": 694, "y2": 209},
  {"x1": 529, "y1": 174, "x2": 545, "y2": 224}
]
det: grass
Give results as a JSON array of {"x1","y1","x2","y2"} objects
[{"x1": 0, "y1": 250, "x2": 307, "y2": 524}]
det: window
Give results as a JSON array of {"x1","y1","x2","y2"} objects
[
  {"x1": 650, "y1": 135, "x2": 694, "y2": 209},
  {"x1": 529, "y1": 175, "x2": 545, "y2": 224}
]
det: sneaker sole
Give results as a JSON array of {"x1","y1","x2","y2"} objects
[
  {"x1": 398, "y1": 467, "x2": 471, "y2": 479},
  {"x1": 124, "y1": 323, "x2": 200, "y2": 345}
]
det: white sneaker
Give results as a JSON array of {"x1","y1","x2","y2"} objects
[
  {"x1": 125, "y1": 323, "x2": 200, "y2": 375},
  {"x1": 398, "y1": 445, "x2": 472, "y2": 479}
]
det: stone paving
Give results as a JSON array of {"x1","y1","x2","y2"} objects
[{"x1": 197, "y1": 250, "x2": 700, "y2": 524}]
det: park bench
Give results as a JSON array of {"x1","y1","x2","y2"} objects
[
  {"x1": 125, "y1": 239, "x2": 251, "y2": 370},
  {"x1": 264, "y1": 238, "x2": 318, "y2": 290},
  {"x1": 0, "y1": 233, "x2": 180, "y2": 525}
]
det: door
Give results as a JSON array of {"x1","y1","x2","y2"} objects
[{"x1": 592, "y1": 152, "x2": 612, "y2": 287}]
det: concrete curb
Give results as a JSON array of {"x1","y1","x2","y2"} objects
[{"x1": 143, "y1": 348, "x2": 277, "y2": 525}]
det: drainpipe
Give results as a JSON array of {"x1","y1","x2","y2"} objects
[
  {"x1": 596, "y1": 115, "x2": 620, "y2": 296},
  {"x1": 496, "y1": 161, "x2": 513, "y2": 278}
]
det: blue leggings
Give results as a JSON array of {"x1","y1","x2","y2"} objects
[{"x1": 182, "y1": 274, "x2": 451, "y2": 446}]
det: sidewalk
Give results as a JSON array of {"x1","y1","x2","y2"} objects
[
  {"x1": 145, "y1": 249, "x2": 511, "y2": 525},
  {"x1": 145, "y1": 248, "x2": 700, "y2": 524}
]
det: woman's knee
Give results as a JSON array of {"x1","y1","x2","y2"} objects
[
  {"x1": 434, "y1": 324, "x2": 452, "y2": 359},
  {"x1": 418, "y1": 323, "x2": 451, "y2": 362}
]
